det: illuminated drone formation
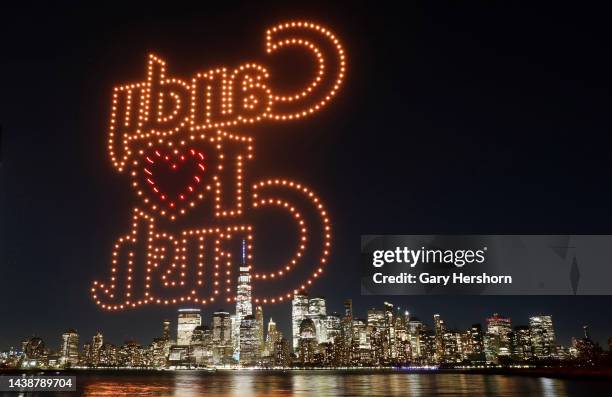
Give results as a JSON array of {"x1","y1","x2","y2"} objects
[{"x1": 92, "y1": 21, "x2": 345, "y2": 310}]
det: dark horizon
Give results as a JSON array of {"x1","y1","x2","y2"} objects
[{"x1": 2, "y1": 1, "x2": 612, "y2": 351}]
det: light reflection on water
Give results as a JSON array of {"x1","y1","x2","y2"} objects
[{"x1": 4, "y1": 371, "x2": 610, "y2": 397}]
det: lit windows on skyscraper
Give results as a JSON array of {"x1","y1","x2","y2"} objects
[
  {"x1": 529, "y1": 315, "x2": 556, "y2": 359},
  {"x1": 59, "y1": 329, "x2": 79, "y2": 367},
  {"x1": 177, "y1": 308, "x2": 202, "y2": 346},
  {"x1": 292, "y1": 293, "x2": 309, "y2": 350},
  {"x1": 239, "y1": 315, "x2": 260, "y2": 366}
]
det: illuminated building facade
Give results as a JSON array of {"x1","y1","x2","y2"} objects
[
  {"x1": 529, "y1": 315, "x2": 556, "y2": 359},
  {"x1": 22, "y1": 337, "x2": 47, "y2": 368},
  {"x1": 433, "y1": 314, "x2": 445, "y2": 363},
  {"x1": 239, "y1": 315, "x2": 260, "y2": 365},
  {"x1": 177, "y1": 308, "x2": 202, "y2": 346},
  {"x1": 407, "y1": 318, "x2": 424, "y2": 362},
  {"x1": 236, "y1": 240, "x2": 253, "y2": 318},
  {"x1": 162, "y1": 320, "x2": 171, "y2": 340},
  {"x1": 274, "y1": 338, "x2": 291, "y2": 367},
  {"x1": 485, "y1": 313, "x2": 512, "y2": 361},
  {"x1": 264, "y1": 318, "x2": 281, "y2": 357},
  {"x1": 323, "y1": 314, "x2": 341, "y2": 343},
  {"x1": 212, "y1": 311, "x2": 233, "y2": 363},
  {"x1": 292, "y1": 293, "x2": 309, "y2": 350},
  {"x1": 255, "y1": 305, "x2": 264, "y2": 354},
  {"x1": 191, "y1": 325, "x2": 214, "y2": 366},
  {"x1": 298, "y1": 318, "x2": 318, "y2": 364},
  {"x1": 59, "y1": 329, "x2": 79, "y2": 367},
  {"x1": 511, "y1": 325, "x2": 532, "y2": 361},
  {"x1": 231, "y1": 241, "x2": 254, "y2": 359}
]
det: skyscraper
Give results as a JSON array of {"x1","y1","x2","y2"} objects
[
  {"x1": 529, "y1": 315, "x2": 556, "y2": 359},
  {"x1": 177, "y1": 308, "x2": 202, "y2": 346},
  {"x1": 59, "y1": 329, "x2": 79, "y2": 367},
  {"x1": 433, "y1": 314, "x2": 445, "y2": 362},
  {"x1": 309, "y1": 297, "x2": 326, "y2": 316},
  {"x1": 162, "y1": 320, "x2": 171, "y2": 340},
  {"x1": 298, "y1": 318, "x2": 318, "y2": 364},
  {"x1": 92, "y1": 332, "x2": 103, "y2": 351},
  {"x1": 292, "y1": 293, "x2": 309, "y2": 350},
  {"x1": 239, "y1": 315, "x2": 260, "y2": 365},
  {"x1": 344, "y1": 299, "x2": 353, "y2": 319},
  {"x1": 233, "y1": 239, "x2": 254, "y2": 358},
  {"x1": 341, "y1": 299, "x2": 354, "y2": 363},
  {"x1": 265, "y1": 318, "x2": 281, "y2": 357},
  {"x1": 213, "y1": 311, "x2": 233, "y2": 364},
  {"x1": 213, "y1": 311, "x2": 232, "y2": 344},
  {"x1": 236, "y1": 255, "x2": 253, "y2": 318},
  {"x1": 307, "y1": 297, "x2": 327, "y2": 344},
  {"x1": 512, "y1": 325, "x2": 532, "y2": 361},
  {"x1": 408, "y1": 318, "x2": 424, "y2": 361},
  {"x1": 486, "y1": 313, "x2": 512, "y2": 359},
  {"x1": 255, "y1": 305, "x2": 264, "y2": 354},
  {"x1": 90, "y1": 332, "x2": 103, "y2": 367},
  {"x1": 324, "y1": 313, "x2": 342, "y2": 343}
]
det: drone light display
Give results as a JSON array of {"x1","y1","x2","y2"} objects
[{"x1": 92, "y1": 21, "x2": 345, "y2": 310}]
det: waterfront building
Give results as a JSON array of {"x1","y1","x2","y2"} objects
[
  {"x1": 168, "y1": 345, "x2": 190, "y2": 367},
  {"x1": 273, "y1": 337, "x2": 291, "y2": 367},
  {"x1": 255, "y1": 305, "x2": 264, "y2": 354},
  {"x1": 433, "y1": 314, "x2": 445, "y2": 363},
  {"x1": 213, "y1": 311, "x2": 232, "y2": 344},
  {"x1": 407, "y1": 318, "x2": 424, "y2": 361},
  {"x1": 239, "y1": 315, "x2": 260, "y2": 365},
  {"x1": 59, "y1": 329, "x2": 79, "y2": 367},
  {"x1": 326, "y1": 313, "x2": 342, "y2": 339},
  {"x1": 98, "y1": 343, "x2": 119, "y2": 367},
  {"x1": 234, "y1": 243, "x2": 254, "y2": 358},
  {"x1": 119, "y1": 340, "x2": 150, "y2": 368},
  {"x1": 292, "y1": 293, "x2": 309, "y2": 350},
  {"x1": 236, "y1": 260, "x2": 253, "y2": 318},
  {"x1": 529, "y1": 315, "x2": 556, "y2": 359},
  {"x1": 442, "y1": 330, "x2": 461, "y2": 363},
  {"x1": 212, "y1": 311, "x2": 233, "y2": 364},
  {"x1": 341, "y1": 299, "x2": 354, "y2": 361},
  {"x1": 511, "y1": 325, "x2": 532, "y2": 361},
  {"x1": 384, "y1": 302, "x2": 396, "y2": 360},
  {"x1": 177, "y1": 308, "x2": 202, "y2": 346},
  {"x1": 309, "y1": 297, "x2": 326, "y2": 316},
  {"x1": 297, "y1": 318, "x2": 318, "y2": 364},
  {"x1": 191, "y1": 325, "x2": 214, "y2": 366},
  {"x1": 466, "y1": 324, "x2": 485, "y2": 362},
  {"x1": 486, "y1": 313, "x2": 512, "y2": 360},
  {"x1": 22, "y1": 337, "x2": 47, "y2": 368},
  {"x1": 304, "y1": 296, "x2": 328, "y2": 344},
  {"x1": 265, "y1": 318, "x2": 281, "y2": 357},
  {"x1": 151, "y1": 320, "x2": 172, "y2": 368},
  {"x1": 162, "y1": 320, "x2": 171, "y2": 340}
]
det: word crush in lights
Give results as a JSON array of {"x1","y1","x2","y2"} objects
[{"x1": 91, "y1": 21, "x2": 346, "y2": 310}]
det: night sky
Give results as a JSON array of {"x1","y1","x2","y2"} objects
[{"x1": 2, "y1": 2, "x2": 612, "y2": 351}]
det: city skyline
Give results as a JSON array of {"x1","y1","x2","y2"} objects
[
  {"x1": 3, "y1": 1, "x2": 612, "y2": 360},
  {"x1": 3, "y1": 297, "x2": 609, "y2": 359},
  {"x1": 4, "y1": 296, "x2": 610, "y2": 370}
]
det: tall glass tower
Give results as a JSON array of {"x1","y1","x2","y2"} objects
[
  {"x1": 177, "y1": 308, "x2": 202, "y2": 346},
  {"x1": 236, "y1": 239, "x2": 253, "y2": 318},
  {"x1": 233, "y1": 239, "x2": 253, "y2": 359}
]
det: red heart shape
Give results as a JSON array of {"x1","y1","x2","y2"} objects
[{"x1": 142, "y1": 148, "x2": 206, "y2": 211}]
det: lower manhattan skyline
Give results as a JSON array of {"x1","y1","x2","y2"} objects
[
  {"x1": 4, "y1": 290, "x2": 610, "y2": 369},
  {"x1": 2, "y1": 250, "x2": 610, "y2": 370}
]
